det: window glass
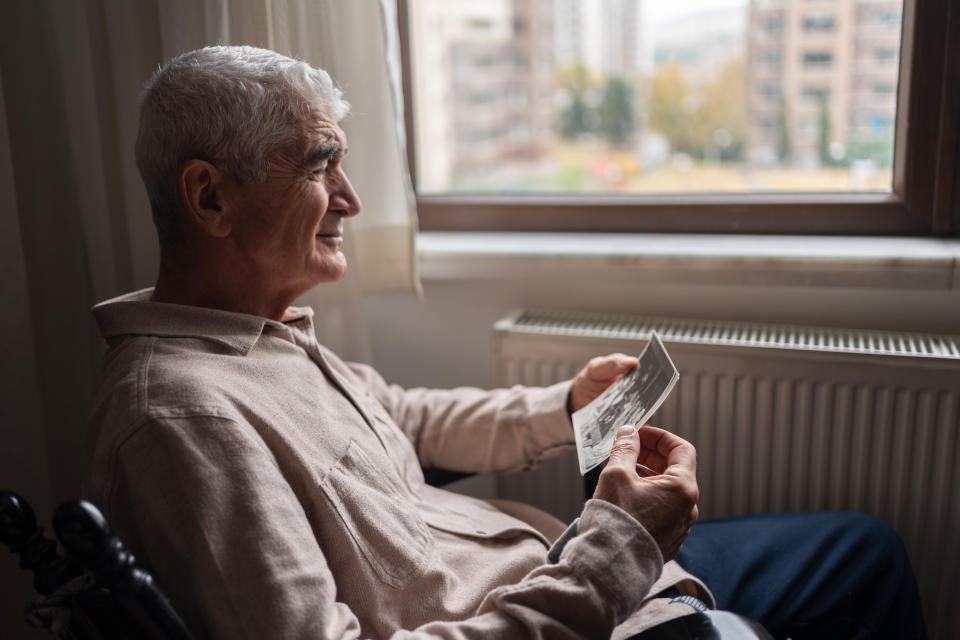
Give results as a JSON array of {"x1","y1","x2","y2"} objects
[{"x1": 408, "y1": 0, "x2": 903, "y2": 195}]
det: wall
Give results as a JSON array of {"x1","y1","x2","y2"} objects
[{"x1": 364, "y1": 239, "x2": 960, "y2": 390}]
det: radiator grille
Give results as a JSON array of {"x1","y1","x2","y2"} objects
[
  {"x1": 492, "y1": 310, "x2": 960, "y2": 640},
  {"x1": 499, "y1": 309, "x2": 960, "y2": 359}
]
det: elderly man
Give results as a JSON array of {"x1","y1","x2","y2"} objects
[{"x1": 86, "y1": 46, "x2": 924, "y2": 639}]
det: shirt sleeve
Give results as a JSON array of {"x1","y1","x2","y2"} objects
[
  {"x1": 345, "y1": 362, "x2": 576, "y2": 474},
  {"x1": 102, "y1": 414, "x2": 662, "y2": 640}
]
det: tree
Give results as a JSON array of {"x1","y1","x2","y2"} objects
[
  {"x1": 777, "y1": 96, "x2": 792, "y2": 163},
  {"x1": 647, "y1": 59, "x2": 747, "y2": 161},
  {"x1": 648, "y1": 64, "x2": 695, "y2": 154},
  {"x1": 557, "y1": 63, "x2": 599, "y2": 140},
  {"x1": 698, "y1": 59, "x2": 747, "y2": 162},
  {"x1": 598, "y1": 76, "x2": 635, "y2": 148},
  {"x1": 561, "y1": 91, "x2": 591, "y2": 140},
  {"x1": 817, "y1": 90, "x2": 831, "y2": 166}
]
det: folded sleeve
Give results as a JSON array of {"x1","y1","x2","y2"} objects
[
  {"x1": 346, "y1": 363, "x2": 576, "y2": 474},
  {"x1": 474, "y1": 499, "x2": 664, "y2": 638}
]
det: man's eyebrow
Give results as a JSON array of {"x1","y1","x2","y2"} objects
[{"x1": 302, "y1": 143, "x2": 343, "y2": 166}]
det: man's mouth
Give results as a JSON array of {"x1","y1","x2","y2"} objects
[
  {"x1": 315, "y1": 231, "x2": 343, "y2": 248},
  {"x1": 315, "y1": 224, "x2": 343, "y2": 238}
]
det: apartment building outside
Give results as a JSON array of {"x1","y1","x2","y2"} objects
[
  {"x1": 746, "y1": 0, "x2": 902, "y2": 171},
  {"x1": 554, "y1": 0, "x2": 646, "y2": 77},
  {"x1": 408, "y1": 0, "x2": 554, "y2": 192},
  {"x1": 652, "y1": 6, "x2": 745, "y2": 83}
]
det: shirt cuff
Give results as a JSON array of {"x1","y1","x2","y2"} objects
[
  {"x1": 552, "y1": 499, "x2": 664, "y2": 619},
  {"x1": 524, "y1": 380, "x2": 577, "y2": 467},
  {"x1": 547, "y1": 518, "x2": 579, "y2": 564}
]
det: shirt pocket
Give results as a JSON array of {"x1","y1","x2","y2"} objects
[
  {"x1": 418, "y1": 489, "x2": 550, "y2": 546},
  {"x1": 319, "y1": 439, "x2": 432, "y2": 589}
]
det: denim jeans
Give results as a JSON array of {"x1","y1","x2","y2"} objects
[{"x1": 674, "y1": 511, "x2": 926, "y2": 640}]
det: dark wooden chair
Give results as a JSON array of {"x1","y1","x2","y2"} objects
[
  {"x1": 0, "y1": 491, "x2": 195, "y2": 640},
  {"x1": 0, "y1": 469, "x2": 472, "y2": 639}
]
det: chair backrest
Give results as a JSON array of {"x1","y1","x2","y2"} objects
[
  {"x1": 1, "y1": 492, "x2": 195, "y2": 640},
  {"x1": 0, "y1": 492, "x2": 79, "y2": 596}
]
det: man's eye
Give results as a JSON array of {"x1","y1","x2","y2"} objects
[{"x1": 312, "y1": 167, "x2": 327, "y2": 176}]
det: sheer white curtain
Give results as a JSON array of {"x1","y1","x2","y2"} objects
[
  {"x1": 148, "y1": 0, "x2": 421, "y2": 359},
  {"x1": 0, "y1": 0, "x2": 418, "y2": 589}
]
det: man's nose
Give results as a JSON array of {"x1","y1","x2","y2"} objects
[{"x1": 330, "y1": 171, "x2": 361, "y2": 218}]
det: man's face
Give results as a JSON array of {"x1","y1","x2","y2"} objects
[{"x1": 227, "y1": 103, "x2": 361, "y2": 303}]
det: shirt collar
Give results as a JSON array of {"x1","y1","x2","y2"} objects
[{"x1": 91, "y1": 287, "x2": 316, "y2": 355}]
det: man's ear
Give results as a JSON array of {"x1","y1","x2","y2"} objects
[{"x1": 178, "y1": 159, "x2": 233, "y2": 238}]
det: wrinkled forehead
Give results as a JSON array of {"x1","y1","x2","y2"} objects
[
  {"x1": 272, "y1": 99, "x2": 347, "y2": 164},
  {"x1": 298, "y1": 101, "x2": 347, "y2": 150}
]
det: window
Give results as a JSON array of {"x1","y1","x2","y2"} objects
[
  {"x1": 399, "y1": 0, "x2": 959, "y2": 235},
  {"x1": 802, "y1": 51, "x2": 833, "y2": 67},
  {"x1": 875, "y1": 11, "x2": 901, "y2": 27},
  {"x1": 762, "y1": 82, "x2": 782, "y2": 99},
  {"x1": 765, "y1": 15, "x2": 785, "y2": 34},
  {"x1": 802, "y1": 86, "x2": 830, "y2": 99},
  {"x1": 875, "y1": 46, "x2": 899, "y2": 61},
  {"x1": 759, "y1": 50, "x2": 782, "y2": 67},
  {"x1": 803, "y1": 13, "x2": 836, "y2": 32}
]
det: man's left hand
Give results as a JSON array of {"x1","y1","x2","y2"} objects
[{"x1": 568, "y1": 353, "x2": 638, "y2": 412}]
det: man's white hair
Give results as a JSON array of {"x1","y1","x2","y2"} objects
[{"x1": 135, "y1": 45, "x2": 349, "y2": 247}]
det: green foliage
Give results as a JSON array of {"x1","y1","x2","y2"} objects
[
  {"x1": 648, "y1": 65, "x2": 694, "y2": 152},
  {"x1": 647, "y1": 60, "x2": 746, "y2": 162},
  {"x1": 597, "y1": 76, "x2": 635, "y2": 148},
  {"x1": 776, "y1": 97, "x2": 791, "y2": 163},
  {"x1": 560, "y1": 165, "x2": 586, "y2": 191},
  {"x1": 699, "y1": 60, "x2": 747, "y2": 162},
  {"x1": 557, "y1": 63, "x2": 598, "y2": 140},
  {"x1": 556, "y1": 58, "x2": 748, "y2": 162},
  {"x1": 557, "y1": 66, "x2": 639, "y2": 147},
  {"x1": 848, "y1": 137, "x2": 894, "y2": 167},
  {"x1": 817, "y1": 91, "x2": 832, "y2": 166},
  {"x1": 562, "y1": 92, "x2": 591, "y2": 139}
]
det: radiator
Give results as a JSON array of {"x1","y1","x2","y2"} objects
[{"x1": 492, "y1": 309, "x2": 960, "y2": 640}]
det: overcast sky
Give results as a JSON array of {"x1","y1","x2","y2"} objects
[{"x1": 644, "y1": 0, "x2": 747, "y2": 27}]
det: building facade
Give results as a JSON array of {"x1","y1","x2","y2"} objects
[
  {"x1": 409, "y1": 0, "x2": 555, "y2": 191},
  {"x1": 746, "y1": 0, "x2": 902, "y2": 169}
]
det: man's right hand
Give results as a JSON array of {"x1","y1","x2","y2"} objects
[{"x1": 593, "y1": 425, "x2": 699, "y2": 562}]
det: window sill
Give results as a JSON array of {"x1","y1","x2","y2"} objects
[{"x1": 417, "y1": 232, "x2": 960, "y2": 290}]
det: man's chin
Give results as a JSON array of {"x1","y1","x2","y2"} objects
[{"x1": 311, "y1": 258, "x2": 348, "y2": 284}]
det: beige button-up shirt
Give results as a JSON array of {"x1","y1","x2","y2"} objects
[{"x1": 86, "y1": 289, "x2": 711, "y2": 639}]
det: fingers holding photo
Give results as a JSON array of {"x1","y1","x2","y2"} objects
[{"x1": 569, "y1": 353, "x2": 638, "y2": 412}]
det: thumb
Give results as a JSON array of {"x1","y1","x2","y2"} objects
[
  {"x1": 589, "y1": 354, "x2": 637, "y2": 380},
  {"x1": 607, "y1": 425, "x2": 640, "y2": 468}
]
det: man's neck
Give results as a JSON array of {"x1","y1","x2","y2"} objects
[{"x1": 152, "y1": 256, "x2": 297, "y2": 321}]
